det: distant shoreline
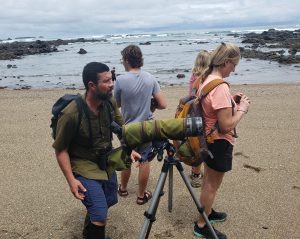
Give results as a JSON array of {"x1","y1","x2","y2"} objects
[
  {"x1": 1, "y1": 82, "x2": 299, "y2": 91},
  {"x1": 1, "y1": 28, "x2": 299, "y2": 90},
  {"x1": 0, "y1": 29, "x2": 299, "y2": 63}
]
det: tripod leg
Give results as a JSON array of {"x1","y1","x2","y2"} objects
[
  {"x1": 138, "y1": 162, "x2": 169, "y2": 239},
  {"x1": 175, "y1": 161, "x2": 219, "y2": 239},
  {"x1": 168, "y1": 163, "x2": 173, "y2": 212}
]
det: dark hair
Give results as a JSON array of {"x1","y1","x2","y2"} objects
[
  {"x1": 121, "y1": 45, "x2": 143, "y2": 68},
  {"x1": 82, "y1": 62, "x2": 110, "y2": 89}
]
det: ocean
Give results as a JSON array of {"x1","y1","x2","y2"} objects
[{"x1": 1, "y1": 25, "x2": 300, "y2": 89}]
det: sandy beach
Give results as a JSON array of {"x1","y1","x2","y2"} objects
[{"x1": 0, "y1": 84, "x2": 299, "y2": 239}]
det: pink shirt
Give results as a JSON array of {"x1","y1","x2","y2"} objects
[
  {"x1": 197, "y1": 75, "x2": 237, "y2": 145},
  {"x1": 188, "y1": 73, "x2": 197, "y2": 95}
]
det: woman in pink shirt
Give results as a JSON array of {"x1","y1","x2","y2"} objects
[{"x1": 193, "y1": 43, "x2": 250, "y2": 239}]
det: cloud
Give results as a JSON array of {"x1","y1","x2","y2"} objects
[{"x1": 0, "y1": 0, "x2": 299, "y2": 38}]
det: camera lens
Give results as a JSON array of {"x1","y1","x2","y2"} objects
[{"x1": 185, "y1": 117, "x2": 203, "y2": 136}]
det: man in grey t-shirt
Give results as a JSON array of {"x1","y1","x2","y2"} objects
[{"x1": 114, "y1": 44, "x2": 167, "y2": 205}]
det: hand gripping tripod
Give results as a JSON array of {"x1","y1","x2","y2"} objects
[{"x1": 138, "y1": 140, "x2": 218, "y2": 239}]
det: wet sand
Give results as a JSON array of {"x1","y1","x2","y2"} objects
[{"x1": 0, "y1": 84, "x2": 299, "y2": 239}]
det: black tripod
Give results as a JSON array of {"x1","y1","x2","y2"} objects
[{"x1": 138, "y1": 140, "x2": 218, "y2": 239}]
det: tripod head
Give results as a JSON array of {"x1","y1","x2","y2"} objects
[{"x1": 151, "y1": 139, "x2": 176, "y2": 162}]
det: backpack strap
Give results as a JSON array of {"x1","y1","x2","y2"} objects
[
  {"x1": 74, "y1": 96, "x2": 84, "y2": 139},
  {"x1": 77, "y1": 97, "x2": 94, "y2": 147},
  {"x1": 198, "y1": 79, "x2": 228, "y2": 144},
  {"x1": 106, "y1": 99, "x2": 115, "y2": 123},
  {"x1": 104, "y1": 99, "x2": 115, "y2": 141},
  {"x1": 199, "y1": 79, "x2": 227, "y2": 97}
]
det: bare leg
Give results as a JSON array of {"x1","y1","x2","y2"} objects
[
  {"x1": 137, "y1": 161, "x2": 150, "y2": 198},
  {"x1": 198, "y1": 163, "x2": 224, "y2": 226},
  {"x1": 191, "y1": 164, "x2": 202, "y2": 175},
  {"x1": 120, "y1": 168, "x2": 131, "y2": 191},
  {"x1": 91, "y1": 220, "x2": 106, "y2": 226},
  {"x1": 190, "y1": 163, "x2": 203, "y2": 188}
]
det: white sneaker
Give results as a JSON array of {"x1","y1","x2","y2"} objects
[{"x1": 190, "y1": 174, "x2": 202, "y2": 188}]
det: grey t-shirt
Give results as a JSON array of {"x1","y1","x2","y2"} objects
[{"x1": 114, "y1": 70, "x2": 160, "y2": 124}]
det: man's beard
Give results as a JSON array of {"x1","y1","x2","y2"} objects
[{"x1": 96, "y1": 88, "x2": 112, "y2": 101}]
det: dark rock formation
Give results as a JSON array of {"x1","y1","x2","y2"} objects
[
  {"x1": 239, "y1": 29, "x2": 300, "y2": 64},
  {"x1": 195, "y1": 41, "x2": 209, "y2": 44},
  {"x1": 78, "y1": 48, "x2": 87, "y2": 54},
  {"x1": 0, "y1": 40, "x2": 58, "y2": 60},
  {"x1": 139, "y1": 41, "x2": 151, "y2": 45},
  {"x1": 176, "y1": 73, "x2": 185, "y2": 79},
  {"x1": 0, "y1": 38, "x2": 107, "y2": 60},
  {"x1": 240, "y1": 47, "x2": 300, "y2": 64}
]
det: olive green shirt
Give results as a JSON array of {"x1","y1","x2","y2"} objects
[{"x1": 52, "y1": 94, "x2": 124, "y2": 180}]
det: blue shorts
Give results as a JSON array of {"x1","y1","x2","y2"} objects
[
  {"x1": 138, "y1": 142, "x2": 154, "y2": 162},
  {"x1": 76, "y1": 172, "x2": 118, "y2": 222}
]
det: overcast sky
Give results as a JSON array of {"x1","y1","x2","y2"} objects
[{"x1": 0, "y1": 0, "x2": 299, "y2": 38}]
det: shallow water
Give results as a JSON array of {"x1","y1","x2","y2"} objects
[{"x1": 0, "y1": 29, "x2": 299, "y2": 89}]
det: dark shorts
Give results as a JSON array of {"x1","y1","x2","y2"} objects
[
  {"x1": 76, "y1": 172, "x2": 118, "y2": 222},
  {"x1": 205, "y1": 139, "x2": 233, "y2": 172},
  {"x1": 137, "y1": 142, "x2": 154, "y2": 162}
]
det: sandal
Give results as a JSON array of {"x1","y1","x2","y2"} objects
[
  {"x1": 118, "y1": 184, "x2": 129, "y2": 197},
  {"x1": 136, "y1": 191, "x2": 152, "y2": 205}
]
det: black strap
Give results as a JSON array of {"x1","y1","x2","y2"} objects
[
  {"x1": 198, "y1": 98, "x2": 209, "y2": 149},
  {"x1": 74, "y1": 97, "x2": 93, "y2": 147},
  {"x1": 74, "y1": 96, "x2": 83, "y2": 138},
  {"x1": 107, "y1": 100, "x2": 115, "y2": 122},
  {"x1": 231, "y1": 99, "x2": 238, "y2": 138},
  {"x1": 104, "y1": 100, "x2": 115, "y2": 140}
]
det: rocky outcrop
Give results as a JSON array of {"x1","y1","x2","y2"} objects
[
  {"x1": 0, "y1": 38, "x2": 107, "y2": 60},
  {"x1": 78, "y1": 48, "x2": 87, "y2": 54},
  {"x1": 176, "y1": 73, "x2": 185, "y2": 78},
  {"x1": 239, "y1": 29, "x2": 300, "y2": 64},
  {"x1": 241, "y1": 29, "x2": 300, "y2": 46},
  {"x1": 0, "y1": 40, "x2": 58, "y2": 60},
  {"x1": 139, "y1": 41, "x2": 151, "y2": 45},
  {"x1": 240, "y1": 47, "x2": 300, "y2": 64}
]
